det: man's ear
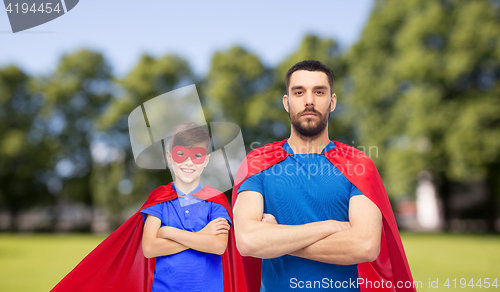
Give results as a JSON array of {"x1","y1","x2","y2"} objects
[
  {"x1": 166, "y1": 150, "x2": 172, "y2": 165},
  {"x1": 204, "y1": 154, "x2": 210, "y2": 167},
  {"x1": 330, "y1": 93, "x2": 337, "y2": 112},
  {"x1": 283, "y1": 94, "x2": 289, "y2": 112}
]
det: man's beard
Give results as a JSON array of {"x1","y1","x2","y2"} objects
[{"x1": 290, "y1": 105, "x2": 329, "y2": 138}]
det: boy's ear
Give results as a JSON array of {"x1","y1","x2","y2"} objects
[
  {"x1": 204, "y1": 154, "x2": 210, "y2": 167},
  {"x1": 166, "y1": 150, "x2": 172, "y2": 165}
]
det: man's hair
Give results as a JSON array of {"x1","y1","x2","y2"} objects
[
  {"x1": 285, "y1": 60, "x2": 334, "y2": 94},
  {"x1": 169, "y1": 121, "x2": 211, "y2": 152}
]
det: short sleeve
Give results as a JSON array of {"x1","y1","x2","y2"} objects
[
  {"x1": 237, "y1": 172, "x2": 264, "y2": 195},
  {"x1": 209, "y1": 203, "x2": 232, "y2": 227},
  {"x1": 350, "y1": 183, "x2": 363, "y2": 198},
  {"x1": 140, "y1": 203, "x2": 163, "y2": 222}
]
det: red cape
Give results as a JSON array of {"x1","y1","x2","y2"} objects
[
  {"x1": 51, "y1": 182, "x2": 247, "y2": 292},
  {"x1": 231, "y1": 140, "x2": 416, "y2": 292}
]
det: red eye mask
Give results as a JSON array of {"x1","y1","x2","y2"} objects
[{"x1": 171, "y1": 145, "x2": 207, "y2": 164}]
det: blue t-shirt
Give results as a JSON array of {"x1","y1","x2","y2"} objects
[
  {"x1": 141, "y1": 183, "x2": 232, "y2": 292},
  {"x1": 238, "y1": 141, "x2": 363, "y2": 292}
]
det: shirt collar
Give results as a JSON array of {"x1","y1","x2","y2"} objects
[
  {"x1": 283, "y1": 140, "x2": 336, "y2": 155},
  {"x1": 172, "y1": 182, "x2": 203, "y2": 197}
]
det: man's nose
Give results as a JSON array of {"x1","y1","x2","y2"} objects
[{"x1": 304, "y1": 91, "x2": 315, "y2": 107}]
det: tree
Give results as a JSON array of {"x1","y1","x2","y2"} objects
[
  {"x1": 35, "y1": 49, "x2": 115, "y2": 230},
  {"x1": 94, "y1": 54, "x2": 196, "y2": 228},
  {"x1": 0, "y1": 65, "x2": 53, "y2": 230},
  {"x1": 204, "y1": 35, "x2": 351, "y2": 150},
  {"x1": 204, "y1": 46, "x2": 269, "y2": 143},
  {"x1": 346, "y1": 0, "x2": 500, "y2": 230},
  {"x1": 272, "y1": 34, "x2": 354, "y2": 144}
]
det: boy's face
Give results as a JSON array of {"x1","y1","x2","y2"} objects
[{"x1": 166, "y1": 143, "x2": 210, "y2": 185}]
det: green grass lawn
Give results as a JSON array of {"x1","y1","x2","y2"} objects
[
  {"x1": 0, "y1": 233, "x2": 106, "y2": 292},
  {"x1": 0, "y1": 233, "x2": 499, "y2": 291},
  {"x1": 401, "y1": 233, "x2": 500, "y2": 291}
]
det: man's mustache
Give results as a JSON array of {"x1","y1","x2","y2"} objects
[{"x1": 298, "y1": 107, "x2": 321, "y2": 117}]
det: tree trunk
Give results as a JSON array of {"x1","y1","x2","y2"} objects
[
  {"x1": 437, "y1": 172, "x2": 452, "y2": 231},
  {"x1": 486, "y1": 163, "x2": 500, "y2": 233}
]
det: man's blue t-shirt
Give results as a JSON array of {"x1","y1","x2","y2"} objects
[
  {"x1": 141, "y1": 183, "x2": 232, "y2": 292},
  {"x1": 238, "y1": 141, "x2": 363, "y2": 291}
]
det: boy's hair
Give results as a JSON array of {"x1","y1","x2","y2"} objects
[
  {"x1": 285, "y1": 60, "x2": 334, "y2": 94},
  {"x1": 169, "y1": 121, "x2": 211, "y2": 152}
]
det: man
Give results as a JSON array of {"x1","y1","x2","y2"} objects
[{"x1": 232, "y1": 60, "x2": 415, "y2": 291}]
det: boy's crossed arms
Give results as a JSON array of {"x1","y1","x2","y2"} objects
[{"x1": 142, "y1": 216, "x2": 230, "y2": 258}]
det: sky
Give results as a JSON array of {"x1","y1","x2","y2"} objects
[{"x1": 0, "y1": 0, "x2": 375, "y2": 77}]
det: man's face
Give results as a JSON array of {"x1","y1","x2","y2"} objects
[
  {"x1": 283, "y1": 70, "x2": 336, "y2": 138},
  {"x1": 166, "y1": 143, "x2": 210, "y2": 185}
]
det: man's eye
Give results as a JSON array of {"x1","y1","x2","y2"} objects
[
  {"x1": 316, "y1": 91, "x2": 324, "y2": 95},
  {"x1": 295, "y1": 91, "x2": 303, "y2": 95},
  {"x1": 176, "y1": 151, "x2": 184, "y2": 156},
  {"x1": 194, "y1": 153, "x2": 202, "y2": 159}
]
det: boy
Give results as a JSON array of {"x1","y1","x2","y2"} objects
[
  {"x1": 51, "y1": 121, "x2": 239, "y2": 292},
  {"x1": 141, "y1": 122, "x2": 232, "y2": 292}
]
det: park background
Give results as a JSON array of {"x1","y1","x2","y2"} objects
[{"x1": 1, "y1": 0, "x2": 499, "y2": 291}]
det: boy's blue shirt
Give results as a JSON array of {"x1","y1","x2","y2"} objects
[
  {"x1": 238, "y1": 141, "x2": 362, "y2": 292},
  {"x1": 141, "y1": 182, "x2": 232, "y2": 292}
]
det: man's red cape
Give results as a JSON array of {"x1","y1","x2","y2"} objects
[
  {"x1": 51, "y1": 182, "x2": 247, "y2": 292},
  {"x1": 230, "y1": 140, "x2": 416, "y2": 292}
]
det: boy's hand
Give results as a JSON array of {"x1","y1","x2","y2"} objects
[
  {"x1": 261, "y1": 213, "x2": 277, "y2": 224},
  {"x1": 157, "y1": 226, "x2": 176, "y2": 239},
  {"x1": 198, "y1": 217, "x2": 230, "y2": 235}
]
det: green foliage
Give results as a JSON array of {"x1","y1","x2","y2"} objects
[
  {"x1": 205, "y1": 46, "x2": 267, "y2": 125},
  {"x1": 34, "y1": 50, "x2": 115, "y2": 208},
  {"x1": 0, "y1": 66, "x2": 52, "y2": 219},
  {"x1": 92, "y1": 54, "x2": 196, "y2": 226},
  {"x1": 1, "y1": 1, "x2": 499, "y2": 230},
  {"x1": 122, "y1": 54, "x2": 193, "y2": 103},
  {"x1": 274, "y1": 34, "x2": 354, "y2": 143},
  {"x1": 203, "y1": 35, "x2": 352, "y2": 146},
  {"x1": 346, "y1": 0, "x2": 500, "y2": 198}
]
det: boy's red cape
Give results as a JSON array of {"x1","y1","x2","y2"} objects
[
  {"x1": 51, "y1": 183, "x2": 247, "y2": 292},
  {"x1": 230, "y1": 140, "x2": 416, "y2": 292}
]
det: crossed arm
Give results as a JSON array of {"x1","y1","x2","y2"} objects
[
  {"x1": 233, "y1": 190, "x2": 382, "y2": 265},
  {"x1": 142, "y1": 216, "x2": 230, "y2": 258}
]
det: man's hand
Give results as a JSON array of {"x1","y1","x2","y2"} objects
[
  {"x1": 290, "y1": 195, "x2": 382, "y2": 265},
  {"x1": 329, "y1": 220, "x2": 351, "y2": 232},
  {"x1": 198, "y1": 217, "x2": 230, "y2": 235},
  {"x1": 261, "y1": 213, "x2": 351, "y2": 233},
  {"x1": 261, "y1": 213, "x2": 277, "y2": 224},
  {"x1": 234, "y1": 190, "x2": 347, "y2": 259}
]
